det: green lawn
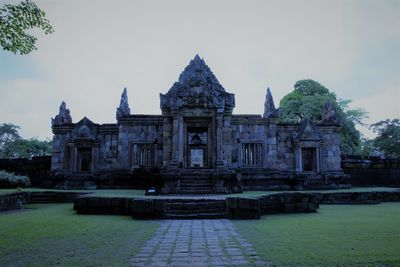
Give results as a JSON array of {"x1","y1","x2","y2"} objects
[
  {"x1": 0, "y1": 203, "x2": 159, "y2": 266},
  {"x1": 234, "y1": 203, "x2": 400, "y2": 266}
]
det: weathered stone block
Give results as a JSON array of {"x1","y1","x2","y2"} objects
[
  {"x1": 238, "y1": 198, "x2": 260, "y2": 210},
  {"x1": 131, "y1": 199, "x2": 154, "y2": 213},
  {"x1": 226, "y1": 197, "x2": 238, "y2": 209}
]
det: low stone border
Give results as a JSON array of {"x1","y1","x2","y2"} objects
[
  {"x1": 317, "y1": 191, "x2": 400, "y2": 204},
  {"x1": 0, "y1": 191, "x2": 88, "y2": 212},
  {"x1": 0, "y1": 192, "x2": 29, "y2": 211}
]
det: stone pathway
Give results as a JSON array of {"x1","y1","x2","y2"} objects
[{"x1": 131, "y1": 219, "x2": 269, "y2": 267}]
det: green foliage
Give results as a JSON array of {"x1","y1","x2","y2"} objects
[
  {"x1": 0, "y1": 123, "x2": 52, "y2": 158},
  {"x1": 359, "y1": 137, "x2": 375, "y2": 157},
  {"x1": 0, "y1": 0, "x2": 54, "y2": 55},
  {"x1": 279, "y1": 79, "x2": 368, "y2": 154},
  {"x1": 235, "y1": 203, "x2": 400, "y2": 265},
  {"x1": 1, "y1": 138, "x2": 52, "y2": 158},
  {"x1": 370, "y1": 119, "x2": 400, "y2": 158},
  {"x1": 0, "y1": 170, "x2": 31, "y2": 188},
  {"x1": 0, "y1": 123, "x2": 20, "y2": 149}
]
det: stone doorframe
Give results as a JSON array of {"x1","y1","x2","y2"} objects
[
  {"x1": 67, "y1": 139, "x2": 99, "y2": 172},
  {"x1": 294, "y1": 140, "x2": 321, "y2": 173},
  {"x1": 183, "y1": 117, "x2": 213, "y2": 169}
]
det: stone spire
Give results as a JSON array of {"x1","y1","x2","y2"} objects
[
  {"x1": 177, "y1": 54, "x2": 224, "y2": 91},
  {"x1": 263, "y1": 87, "x2": 276, "y2": 118},
  {"x1": 116, "y1": 87, "x2": 131, "y2": 119},
  {"x1": 160, "y1": 55, "x2": 235, "y2": 110},
  {"x1": 51, "y1": 101, "x2": 72, "y2": 126}
]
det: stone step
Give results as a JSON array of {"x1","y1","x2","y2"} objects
[
  {"x1": 29, "y1": 198, "x2": 55, "y2": 203},
  {"x1": 165, "y1": 202, "x2": 226, "y2": 210},
  {"x1": 177, "y1": 190, "x2": 214, "y2": 194},
  {"x1": 179, "y1": 177, "x2": 212, "y2": 183},
  {"x1": 180, "y1": 180, "x2": 212, "y2": 184},
  {"x1": 179, "y1": 186, "x2": 212, "y2": 192},
  {"x1": 165, "y1": 208, "x2": 225, "y2": 215},
  {"x1": 164, "y1": 213, "x2": 226, "y2": 219}
]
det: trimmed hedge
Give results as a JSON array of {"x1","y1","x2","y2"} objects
[{"x1": 0, "y1": 170, "x2": 31, "y2": 188}]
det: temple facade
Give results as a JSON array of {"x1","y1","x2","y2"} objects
[{"x1": 50, "y1": 55, "x2": 349, "y2": 192}]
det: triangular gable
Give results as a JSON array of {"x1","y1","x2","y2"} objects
[{"x1": 295, "y1": 117, "x2": 321, "y2": 141}]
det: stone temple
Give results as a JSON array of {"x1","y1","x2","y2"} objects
[{"x1": 49, "y1": 55, "x2": 350, "y2": 192}]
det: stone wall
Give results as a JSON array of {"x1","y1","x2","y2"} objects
[
  {"x1": 0, "y1": 192, "x2": 29, "y2": 211},
  {"x1": 0, "y1": 156, "x2": 51, "y2": 186},
  {"x1": 341, "y1": 155, "x2": 400, "y2": 187}
]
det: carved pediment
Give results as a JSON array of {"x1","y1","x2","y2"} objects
[
  {"x1": 72, "y1": 117, "x2": 97, "y2": 140},
  {"x1": 160, "y1": 55, "x2": 235, "y2": 110},
  {"x1": 294, "y1": 118, "x2": 321, "y2": 141}
]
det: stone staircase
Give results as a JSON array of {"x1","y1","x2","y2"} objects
[
  {"x1": 164, "y1": 199, "x2": 226, "y2": 219},
  {"x1": 178, "y1": 169, "x2": 214, "y2": 194},
  {"x1": 29, "y1": 192, "x2": 58, "y2": 203}
]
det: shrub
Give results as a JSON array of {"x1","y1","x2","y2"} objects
[{"x1": 0, "y1": 170, "x2": 31, "y2": 188}]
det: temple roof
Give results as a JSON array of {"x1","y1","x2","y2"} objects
[
  {"x1": 160, "y1": 55, "x2": 235, "y2": 110},
  {"x1": 177, "y1": 55, "x2": 225, "y2": 91}
]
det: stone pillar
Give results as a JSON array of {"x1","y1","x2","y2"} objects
[
  {"x1": 295, "y1": 144, "x2": 302, "y2": 173},
  {"x1": 216, "y1": 112, "x2": 224, "y2": 167},
  {"x1": 92, "y1": 146, "x2": 98, "y2": 171},
  {"x1": 222, "y1": 114, "x2": 232, "y2": 166},
  {"x1": 178, "y1": 115, "x2": 184, "y2": 164},
  {"x1": 169, "y1": 109, "x2": 179, "y2": 168},
  {"x1": 132, "y1": 144, "x2": 138, "y2": 168},
  {"x1": 162, "y1": 116, "x2": 172, "y2": 166}
]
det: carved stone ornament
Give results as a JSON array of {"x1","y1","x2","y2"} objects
[
  {"x1": 263, "y1": 87, "x2": 276, "y2": 118},
  {"x1": 116, "y1": 87, "x2": 131, "y2": 118},
  {"x1": 320, "y1": 101, "x2": 340, "y2": 125},
  {"x1": 294, "y1": 117, "x2": 321, "y2": 141},
  {"x1": 160, "y1": 55, "x2": 235, "y2": 110},
  {"x1": 51, "y1": 101, "x2": 72, "y2": 126}
]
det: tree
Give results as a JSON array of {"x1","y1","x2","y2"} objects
[
  {"x1": 2, "y1": 138, "x2": 52, "y2": 158},
  {"x1": 0, "y1": 123, "x2": 21, "y2": 149},
  {"x1": 0, "y1": 123, "x2": 52, "y2": 158},
  {"x1": 0, "y1": 0, "x2": 54, "y2": 55},
  {"x1": 279, "y1": 79, "x2": 368, "y2": 155},
  {"x1": 370, "y1": 119, "x2": 400, "y2": 158}
]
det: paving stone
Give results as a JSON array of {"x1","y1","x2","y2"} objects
[{"x1": 130, "y1": 219, "x2": 269, "y2": 266}]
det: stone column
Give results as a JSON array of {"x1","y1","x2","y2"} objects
[
  {"x1": 178, "y1": 115, "x2": 184, "y2": 164},
  {"x1": 216, "y1": 112, "x2": 224, "y2": 167},
  {"x1": 295, "y1": 144, "x2": 302, "y2": 173},
  {"x1": 169, "y1": 109, "x2": 179, "y2": 168}
]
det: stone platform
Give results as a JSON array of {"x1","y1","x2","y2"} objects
[
  {"x1": 72, "y1": 192, "x2": 320, "y2": 219},
  {"x1": 72, "y1": 189, "x2": 400, "y2": 219}
]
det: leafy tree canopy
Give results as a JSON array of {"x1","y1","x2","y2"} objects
[
  {"x1": 279, "y1": 79, "x2": 368, "y2": 154},
  {"x1": 0, "y1": 123, "x2": 51, "y2": 158},
  {"x1": 0, "y1": 0, "x2": 54, "y2": 55},
  {"x1": 0, "y1": 123, "x2": 21, "y2": 149},
  {"x1": 370, "y1": 119, "x2": 400, "y2": 158}
]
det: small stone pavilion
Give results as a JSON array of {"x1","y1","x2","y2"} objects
[{"x1": 50, "y1": 55, "x2": 349, "y2": 192}]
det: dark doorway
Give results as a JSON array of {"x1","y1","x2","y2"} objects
[
  {"x1": 187, "y1": 127, "x2": 208, "y2": 168},
  {"x1": 301, "y1": 148, "x2": 317, "y2": 172},
  {"x1": 78, "y1": 148, "x2": 92, "y2": 172}
]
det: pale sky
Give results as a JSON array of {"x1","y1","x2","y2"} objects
[{"x1": 0, "y1": 0, "x2": 399, "y2": 140}]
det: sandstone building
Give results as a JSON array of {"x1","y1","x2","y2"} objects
[{"x1": 50, "y1": 56, "x2": 349, "y2": 192}]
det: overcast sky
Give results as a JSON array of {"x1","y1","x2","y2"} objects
[{"x1": 0, "y1": 0, "x2": 399, "y2": 140}]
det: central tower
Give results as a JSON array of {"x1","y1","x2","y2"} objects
[{"x1": 159, "y1": 55, "x2": 237, "y2": 193}]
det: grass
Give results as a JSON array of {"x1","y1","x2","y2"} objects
[
  {"x1": 234, "y1": 203, "x2": 400, "y2": 266},
  {"x1": 1, "y1": 186, "x2": 398, "y2": 198},
  {"x1": 0, "y1": 203, "x2": 159, "y2": 266}
]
